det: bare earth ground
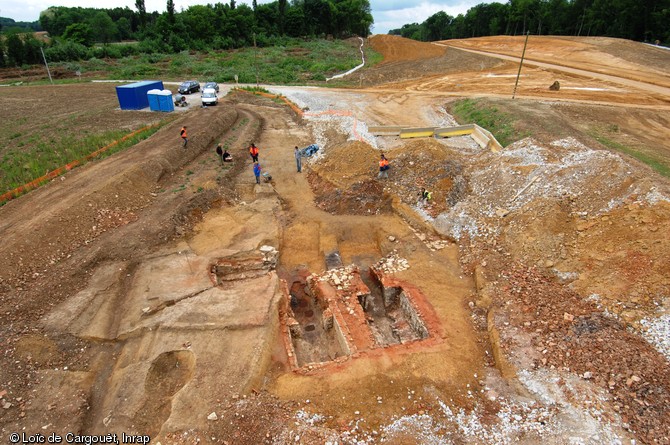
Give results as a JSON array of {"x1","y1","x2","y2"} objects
[{"x1": 0, "y1": 35, "x2": 669, "y2": 444}]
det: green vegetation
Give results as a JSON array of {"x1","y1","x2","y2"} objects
[
  {"x1": 391, "y1": 0, "x2": 669, "y2": 45},
  {"x1": 593, "y1": 134, "x2": 670, "y2": 178},
  {"x1": 0, "y1": 124, "x2": 165, "y2": 195},
  {"x1": 0, "y1": 0, "x2": 373, "y2": 66},
  {"x1": 450, "y1": 99, "x2": 525, "y2": 146},
  {"x1": 95, "y1": 39, "x2": 369, "y2": 85}
]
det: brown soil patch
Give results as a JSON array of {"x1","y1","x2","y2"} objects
[
  {"x1": 445, "y1": 35, "x2": 670, "y2": 87},
  {"x1": 1, "y1": 35, "x2": 670, "y2": 445},
  {"x1": 369, "y1": 34, "x2": 446, "y2": 64},
  {"x1": 362, "y1": 35, "x2": 504, "y2": 86}
]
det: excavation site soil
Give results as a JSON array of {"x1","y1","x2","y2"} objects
[{"x1": 1, "y1": 35, "x2": 669, "y2": 444}]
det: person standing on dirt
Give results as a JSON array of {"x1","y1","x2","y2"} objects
[
  {"x1": 216, "y1": 144, "x2": 224, "y2": 164},
  {"x1": 378, "y1": 154, "x2": 390, "y2": 179},
  {"x1": 249, "y1": 143, "x2": 259, "y2": 162},
  {"x1": 181, "y1": 126, "x2": 188, "y2": 148},
  {"x1": 294, "y1": 146, "x2": 302, "y2": 173},
  {"x1": 253, "y1": 161, "x2": 262, "y2": 184}
]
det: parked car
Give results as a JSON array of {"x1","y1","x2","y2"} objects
[
  {"x1": 201, "y1": 88, "x2": 218, "y2": 106},
  {"x1": 178, "y1": 80, "x2": 200, "y2": 94},
  {"x1": 203, "y1": 82, "x2": 219, "y2": 93}
]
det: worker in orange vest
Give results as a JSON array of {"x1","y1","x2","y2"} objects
[
  {"x1": 249, "y1": 143, "x2": 259, "y2": 162},
  {"x1": 180, "y1": 126, "x2": 188, "y2": 148},
  {"x1": 378, "y1": 154, "x2": 390, "y2": 179}
]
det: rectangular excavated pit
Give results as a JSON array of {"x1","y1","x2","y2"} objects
[
  {"x1": 287, "y1": 281, "x2": 349, "y2": 367},
  {"x1": 282, "y1": 261, "x2": 435, "y2": 371},
  {"x1": 360, "y1": 271, "x2": 428, "y2": 346}
]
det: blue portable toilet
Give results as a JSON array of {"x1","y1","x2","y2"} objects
[
  {"x1": 158, "y1": 90, "x2": 175, "y2": 112},
  {"x1": 116, "y1": 80, "x2": 164, "y2": 110},
  {"x1": 147, "y1": 89, "x2": 161, "y2": 111}
]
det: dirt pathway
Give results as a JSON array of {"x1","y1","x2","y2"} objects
[
  {"x1": 233, "y1": 102, "x2": 486, "y2": 434},
  {"x1": 437, "y1": 43, "x2": 670, "y2": 98}
]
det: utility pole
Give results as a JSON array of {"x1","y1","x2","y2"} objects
[
  {"x1": 512, "y1": 31, "x2": 529, "y2": 100},
  {"x1": 40, "y1": 46, "x2": 54, "y2": 85}
]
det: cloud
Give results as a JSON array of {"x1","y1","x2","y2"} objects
[
  {"x1": 370, "y1": 0, "x2": 426, "y2": 13},
  {"x1": 372, "y1": 0, "x2": 488, "y2": 34}
]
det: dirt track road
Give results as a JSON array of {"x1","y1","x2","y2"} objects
[{"x1": 437, "y1": 42, "x2": 670, "y2": 103}]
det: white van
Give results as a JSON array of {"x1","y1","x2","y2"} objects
[{"x1": 201, "y1": 88, "x2": 218, "y2": 106}]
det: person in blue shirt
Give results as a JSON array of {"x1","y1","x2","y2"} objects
[
  {"x1": 253, "y1": 161, "x2": 261, "y2": 184},
  {"x1": 294, "y1": 146, "x2": 302, "y2": 173}
]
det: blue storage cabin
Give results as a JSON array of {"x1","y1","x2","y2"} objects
[{"x1": 116, "y1": 81, "x2": 164, "y2": 110}]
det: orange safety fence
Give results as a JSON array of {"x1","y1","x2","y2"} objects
[
  {"x1": 0, "y1": 124, "x2": 157, "y2": 206},
  {"x1": 238, "y1": 89, "x2": 364, "y2": 142}
]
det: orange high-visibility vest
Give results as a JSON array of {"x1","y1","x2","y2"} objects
[
  {"x1": 379, "y1": 159, "x2": 389, "y2": 168},
  {"x1": 250, "y1": 146, "x2": 259, "y2": 155},
  {"x1": 181, "y1": 127, "x2": 187, "y2": 138}
]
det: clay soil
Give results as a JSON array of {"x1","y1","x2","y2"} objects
[{"x1": 1, "y1": 35, "x2": 669, "y2": 444}]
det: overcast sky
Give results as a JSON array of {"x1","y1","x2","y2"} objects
[{"x1": 1, "y1": 0, "x2": 492, "y2": 35}]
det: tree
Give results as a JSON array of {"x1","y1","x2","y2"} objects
[
  {"x1": 167, "y1": 0, "x2": 176, "y2": 24},
  {"x1": 6, "y1": 33, "x2": 25, "y2": 66},
  {"x1": 136, "y1": 0, "x2": 147, "y2": 29},
  {"x1": 22, "y1": 34, "x2": 43, "y2": 65},
  {"x1": 303, "y1": 0, "x2": 336, "y2": 35},
  {"x1": 255, "y1": 3, "x2": 280, "y2": 35},
  {"x1": 89, "y1": 12, "x2": 118, "y2": 44},
  {"x1": 278, "y1": 0, "x2": 287, "y2": 34},
  {"x1": 284, "y1": 5, "x2": 306, "y2": 37},
  {"x1": 0, "y1": 25, "x2": 5, "y2": 68},
  {"x1": 182, "y1": 5, "x2": 217, "y2": 44},
  {"x1": 424, "y1": 11, "x2": 452, "y2": 40},
  {"x1": 62, "y1": 23, "x2": 95, "y2": 46},
  {"x1": 333, "y1": 0, "x2": 373, "y2": 37},
  {"x1": 116, "y1": 17, "x2": 132, "y2": 40},
  {"x1": 389, "y1": 23, "x2": 423, "y2": 39}
]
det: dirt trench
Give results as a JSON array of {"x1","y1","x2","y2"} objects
[{"x1": 0, "y1": 88, "x2": 665, "y2": 445}]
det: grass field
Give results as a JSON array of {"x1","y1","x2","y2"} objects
[
  {"x1": 450, "y1": 98, "x2": 528, "y2": 147},
  {"x1": 0, "y1": 38, "x2": 379, "y2": 199},
  {"x1": 26, "y1": 38, "x2": 381, "y2": 87}
]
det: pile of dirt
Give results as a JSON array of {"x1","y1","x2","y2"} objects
[
  {"x1": 445, "y1": 135, "x2": 670, "y2": 443},
  {"x1": 305, "y1": 126, "x2": 670, "y2": 443},
  {"x1": 309, "y1": 138, "x2": 476, "y2": 218},
  {"x1": 308, "y1": 172, "x2": 392, "y2": 215},
  {"x1": 441, "y1": 136, "x2": 670, "y2": 320},
  {"x1": 361, "y1": 35, "x2": 505, "y2": 87},
  {"x1": 368, "y1": 35, "x2": 446, "y2": 64},
  {"x1": 484, "y1": 264, "x2": 670, "y2": 444}
]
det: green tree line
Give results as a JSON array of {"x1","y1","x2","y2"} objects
[
  {"x1": 390, "y1": 0, "x2": 669, "y2": 44},
  {"x1": 0, "y1": 0, "x2": 373, "y2": 66}
]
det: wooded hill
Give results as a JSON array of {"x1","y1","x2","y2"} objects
[
  {"x1": 0, "y1": 0, "x2": 373, "y2": 65},
  {"x1": 390, "y1": 0, "x2": 669, "y2": 44}
]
